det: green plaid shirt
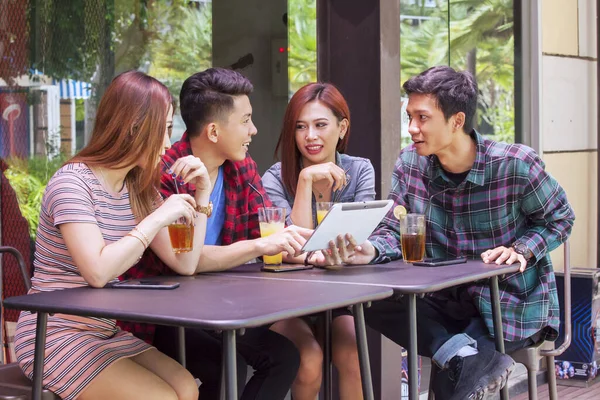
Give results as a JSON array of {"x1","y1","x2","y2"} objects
[{"x1": 371, "y1": 131, "x2": 575, "y2": 341}]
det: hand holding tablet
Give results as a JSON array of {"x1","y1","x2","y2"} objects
[{"x1": 301, "y1": 200, "x2": 393, "y2": 253}]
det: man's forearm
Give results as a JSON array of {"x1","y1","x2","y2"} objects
[{"x1": 195, "y1": 241, "x2": 262, "y2": 272}]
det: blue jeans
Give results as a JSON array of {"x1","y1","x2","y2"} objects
[{"x1": 364, "y1": 286, "x2": 538, "y2": 368}]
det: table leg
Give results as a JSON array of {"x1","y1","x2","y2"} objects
[
  {"x1": 177, "y1": 327, "x2": 186, "y2": 368},
  {"x1": 323, "y1": 309, "x2": 332, "y2": 400},
  {"x1": 408, "y1": 294, "x2": 419, "y2": 400},
  {"x1": 221, "y1": 330, "x2": 237, "y2": 400},
  {"x1": 33, "y1": 312, "x2": 48, "y2": 400},
  {"x1": 353, "y1": 303, "x2": 374, "y2": 400},
  {"x1": 490, "y1": 276, "x2": 508, "y2": 400}
]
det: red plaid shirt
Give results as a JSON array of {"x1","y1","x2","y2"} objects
[{"x1": 118, "y1": 132, "x2": 271, "y2": 342}]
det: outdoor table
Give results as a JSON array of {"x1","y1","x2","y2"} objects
[
  {"x1": 4, "y1": 274, "x2": 392, "y2": 400},
  {"x1": 211, "y1": 259, "x2": 520, "y2": 400}
]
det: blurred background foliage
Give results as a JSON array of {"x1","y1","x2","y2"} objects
[
  {"x1": 288, "y1": 0, "x2": 317, "y2": 93},
  {"x1": 4, "y1": 155, "x2": 68, "y2": 239},
  {"x1": 29, "y1": 0, "x2": 212, "y2": 103}
]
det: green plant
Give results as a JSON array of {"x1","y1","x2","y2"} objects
[
  {"x1": 288, "y1": 0, "x2": 317, "y2": 94},
  {"x1": 146, "y1": 2, "x2": 213, "y2": 98},
  {"x1": 4, "y1": 155, "x2": 67, "y2": 239},
  {"x1": 400, "y1": 0, "x2": 515, "y2": 142}
]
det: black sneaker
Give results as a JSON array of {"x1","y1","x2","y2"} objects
[{"x1": 434, "y1": 347, "x2": 515, "y2": 400}]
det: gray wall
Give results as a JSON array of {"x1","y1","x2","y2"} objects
[{"x1": 213, "y1": 0, "x2": 289, "y2": 174}]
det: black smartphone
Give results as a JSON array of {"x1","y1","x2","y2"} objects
[
  {"x1": 412, "y1": 256, "x2": 468, "y2": 267},
  {"x1": 261, "y1": 264, "x2": 314, "y2": 273},
  {"x1": 109, "y1": 279, "x2": 180, "y2": 290}
]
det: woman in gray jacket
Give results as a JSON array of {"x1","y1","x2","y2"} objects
[{"x1": 262, "y1": 82, "x2": 375, "y2": 400}]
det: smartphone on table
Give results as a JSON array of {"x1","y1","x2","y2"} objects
[
  {"x1": 412, "y1": 256, "x2": 468, "y2": 267},
  {"x1": 108, "y1": 279, "x2": 180, "y2": 290},
  {"x1": 261, "y1": 264, "x2": 314, "y2": 273}
]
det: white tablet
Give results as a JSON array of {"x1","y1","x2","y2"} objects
[{"x1": 301, "y1": 200, "x2": 393, "y2": 252}]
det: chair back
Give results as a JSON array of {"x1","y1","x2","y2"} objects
[
  {"x1": 541, "y1": 240, "x2": 571, "y2": 357},
  {"x1": 0, "y1": 246, "x2": 32, "y2": 365}
]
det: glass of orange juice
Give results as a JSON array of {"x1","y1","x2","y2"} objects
[
  {"x1": 258, "y1": 207, "x2": 286, "y2": 266},
  {"x1": 316, "y1": 202, "x2": 333, "y2": 225}
]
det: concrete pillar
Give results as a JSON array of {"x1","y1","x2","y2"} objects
[
  {"x1": 317, "y1": 3, "x2": 404, "y2": 399},
  {"x1": 317, "y1": 0, "x2": 401, "y2": 199}
]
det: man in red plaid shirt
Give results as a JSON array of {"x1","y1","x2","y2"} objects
[{"x1": 120, "y1": 68, "x2": 311, "y2": 400}]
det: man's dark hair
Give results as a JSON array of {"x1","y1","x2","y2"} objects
[
  {"x1": 402, "y1": 66, "x2": 478, "y2": 133},
  {"x1": 180, "y1": 68, "x2": 253, "y2": 137}
]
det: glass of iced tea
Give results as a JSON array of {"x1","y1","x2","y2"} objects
[
  {"x1": 168, "y1": 218, "x2": 194, "y2": 253},
  {"x1": 316, "y1": 202, "x2": 333, "y2": 225},
  {"x1": 399, "y1": 214, "x2": 425, "y2": 263},
  {"x1": 258, "y1": 207, "x2": 286, "y2": 266}
]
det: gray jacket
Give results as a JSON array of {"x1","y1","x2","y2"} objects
[{"x1": 262, "y1": 152, "x2": 376, "y2": 226}]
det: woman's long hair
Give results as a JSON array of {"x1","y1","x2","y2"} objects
[
  {"x1": 275, "y1": 82, "x2": 351, "y2": 197},
  {"x1": 70, "y1": 70, "x2": 172, "y2": 219}
]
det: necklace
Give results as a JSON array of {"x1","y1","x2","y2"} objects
[
  {"x1": 97, "y1": 167, "x2": 108, "y2": 186},
  {"x1": 97, "y1": 167, "x2": 120, "y2": 193}
]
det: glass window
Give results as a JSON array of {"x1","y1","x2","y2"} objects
[
  {"x1": 400, "y1": 0, "x2": 517, "y2": 147},
  {"x1": 288, "y1": 0, "x2": 317, "y2": 96}
]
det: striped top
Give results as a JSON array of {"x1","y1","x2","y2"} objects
[
  {"x1": 370, "y1": 131, "x2": 575, "y2": 342},
  {"x1": 31, "y1": 162, "x2": 136, "y2": 292},
  {"x1": 15, "y1": 162, "x2": 153, "y2": 400}
]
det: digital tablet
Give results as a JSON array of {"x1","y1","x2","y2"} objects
[{"x1": 301, "y1": 200, "x2": 393, "y2": 252}]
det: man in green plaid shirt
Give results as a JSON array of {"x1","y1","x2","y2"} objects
[{"x1": 317, "y1": 66, "x2": 575, "y2": 400}]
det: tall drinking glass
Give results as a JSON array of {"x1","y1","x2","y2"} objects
[
  {"x1": 316, "y1": 201, "x2": 333, "y2": 225},
  {"x1": 258, "y1": 207, "x2": 286, "y2": 266},
  {"x1": 399, "y1": 214, "x2": 426, "y2": 263}
]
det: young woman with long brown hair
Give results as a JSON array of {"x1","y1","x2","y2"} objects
[
  {"x1": 14, "y1": 71, "x2": 209, "y2": 400},
  {"x1": 262, "y1": 82, "x2": 376, "y2": 400}
]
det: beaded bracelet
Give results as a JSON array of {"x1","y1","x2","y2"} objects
[{"x1": 132, "y1": 226, "x2": 151, "y2": 247}]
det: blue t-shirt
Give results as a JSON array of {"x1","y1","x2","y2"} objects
[{"x1": 204, "y1": 166, "x2": 225, "y2": 245}]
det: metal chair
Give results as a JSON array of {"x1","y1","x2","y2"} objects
[
  {"x1": 0, "y1": 246, "x2": 60, "y2": 400},
  {"x1": 510, "y1": 240, "x2": 571, "y2": 400},
  {"x1": 427, "y1": 240, "x2": 571, "y2": 400}
]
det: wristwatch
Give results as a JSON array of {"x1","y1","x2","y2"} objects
[
  {"x1": 512, "y1": 240, "x2": 533, "y2": 260},
  {"x1": 196, "y1": 202, "x2": 213, "y2": 217}
]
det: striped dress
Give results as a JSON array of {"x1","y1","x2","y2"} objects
[{"x1": 14, "y1": 163, "x2": 153, "y2": 399}]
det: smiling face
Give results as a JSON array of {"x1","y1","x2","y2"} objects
[
  {"x1": 405, "y1": 93, "x2": 461, "y2": 157},
  {"x1": 294, "y1": 101, "x2": 348, "y2": 167},
  {"x1": 214, "y1": 95, "x2": 257, "y2": 162}
]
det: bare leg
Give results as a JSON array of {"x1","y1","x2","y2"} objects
[
  {"x1": 331, "y1": 315, "x2": 363, "y2": 400},
  {"x1": 78, "y1": 349, "x2": 198, "y2": 400},
  {"x1": 133, "y1": 349, "x2": 199, "y2": 400},
  {"x1": 271, "y1": 318, "x2": 323, "y2": 400}
]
